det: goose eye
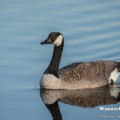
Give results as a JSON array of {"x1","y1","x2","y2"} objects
[{"x1": 55, "y1": 34, "x2": 59, "y2": 37}]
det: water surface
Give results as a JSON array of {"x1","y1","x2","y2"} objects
[
  {"x1": 0, "y1": 0, "x2": 120, "y2": 120},
  {"x1": 40, "y1": 84, "x2": 120, "y2": 120}
]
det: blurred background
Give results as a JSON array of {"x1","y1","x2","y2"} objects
[{"x1": 0, "y1": 0, "x2": 120, "y2": 120}]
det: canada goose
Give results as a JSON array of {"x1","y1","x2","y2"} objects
[{"x1": 40, "y1": 32, "x2": 120, "y2": 89}]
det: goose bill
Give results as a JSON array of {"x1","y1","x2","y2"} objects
[{"x1": 41, "y1": 38, "x2": 52, "y2": 45}]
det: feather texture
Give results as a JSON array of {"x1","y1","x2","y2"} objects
[{"x1": 57, "y1": 60, "x2": 119, "y2": 89}]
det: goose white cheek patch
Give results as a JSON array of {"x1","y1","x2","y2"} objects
[{"x1": 53, "y1": 35, "x2": 63, "y2": 46}]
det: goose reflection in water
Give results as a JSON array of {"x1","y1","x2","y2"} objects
[{"x1": 40, "y1": 83, "x2": 120, "y2": 120}]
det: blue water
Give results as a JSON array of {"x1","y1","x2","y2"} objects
[{"x1": 0, "y1": 0, "x2": 120, "y2": 120}]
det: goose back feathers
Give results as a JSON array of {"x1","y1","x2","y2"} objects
[{"x1": 58, "y1": 60, "x2": 120, "y2": 89}]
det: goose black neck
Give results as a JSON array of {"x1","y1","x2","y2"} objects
[{"x1": 44, "y1": 39, "x2": 64, "y2": 78}]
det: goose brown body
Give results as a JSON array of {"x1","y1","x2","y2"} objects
[{"x1": 58, "y1": 60, "x2": 119, "y2": 89}]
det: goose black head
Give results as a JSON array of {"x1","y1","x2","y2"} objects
[{"x1": 41, "y1": 32, "x2": 63, "y2": 46}]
